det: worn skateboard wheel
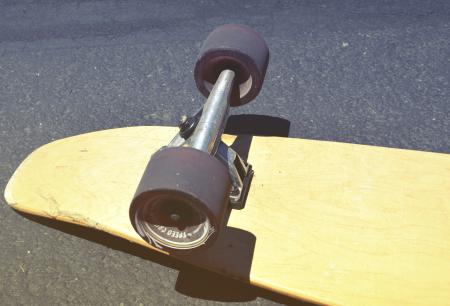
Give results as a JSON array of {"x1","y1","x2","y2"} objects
[
  {"x1": 194, "y1": 24, "x2": 269, "y2": 106},
  {"x1": 129, "y1": 147, "x2": 231, "y2": 252}
]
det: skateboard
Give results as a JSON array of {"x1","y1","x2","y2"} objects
[{"x1": 4, "y1": 25, "x2": 450, "y2": 306}]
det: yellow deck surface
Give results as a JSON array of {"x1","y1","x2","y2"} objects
[{"x1": 4, "y1": 126, "x2": 450, "y2": 305}]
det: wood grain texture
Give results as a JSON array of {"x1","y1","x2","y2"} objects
[{"x1": 4, "y1": 126, "x2": 450, "y2": 306}]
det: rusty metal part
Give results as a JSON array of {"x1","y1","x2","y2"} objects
[
  {"x1": 129, "y1": 147, "x2": 231, "y2": 252},
  {"x1": 194, "y1": 24, "x2": 269, "y2": 106}
]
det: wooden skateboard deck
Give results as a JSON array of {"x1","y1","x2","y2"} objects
[{"x1": 4, "y1": 126, "x2": 450, "y2": 306}]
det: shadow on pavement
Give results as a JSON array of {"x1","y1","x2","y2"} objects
[{"x1": 225, "y1": 114, "x2": 291, "y2": 137}]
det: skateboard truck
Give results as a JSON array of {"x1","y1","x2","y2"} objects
[
  {"x1": 129, "y1": 24, "x2": 269, "y2": 252},
  {"x1": 168, "y1": 99, "x2": 253, "y2": 210}
]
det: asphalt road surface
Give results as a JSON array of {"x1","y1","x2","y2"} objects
[{"x1": 1, "y1": 0, "x2": 449, "y2": 305}]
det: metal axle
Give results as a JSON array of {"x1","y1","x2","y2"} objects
[
  {"x1": 165, "y1": 68, "x2": 252, "y2": 209},
  {"x1": 187, "y1": 69, "x2": 235, "y2": 154}
]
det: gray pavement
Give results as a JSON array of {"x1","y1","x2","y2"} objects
[{"x1": 1, "y1": 0, "x2": 449, "y2": 305}]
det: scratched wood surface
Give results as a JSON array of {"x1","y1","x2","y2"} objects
[{"x1": 4, "y1": 126, "x2": 450, "y2": 305}]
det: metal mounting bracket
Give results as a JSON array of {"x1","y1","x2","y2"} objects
[
  {"x1": 166, "y1": 108, "x2": 253, "y2": 210},
  {"x1": 215, "y1": 141, "x2": 253, "y2": 209}
]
